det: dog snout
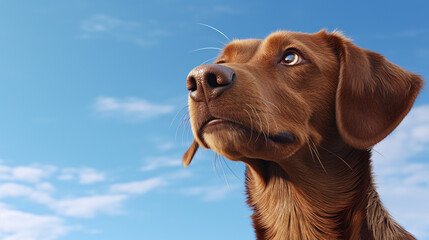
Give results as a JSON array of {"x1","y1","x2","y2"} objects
[{"x1": 186, "y1": 64, "x2": 236, "y2": 102}]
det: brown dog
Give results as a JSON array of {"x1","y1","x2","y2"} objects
[{"x1": 183, "y1": 30, "x2": 423, "y2": 240}]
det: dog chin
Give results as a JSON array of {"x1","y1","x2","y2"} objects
[
  {"x1": 203, "y1": 127, "x2": 296, "y2": 161},
  {"x1": 203, "y1": 129, "x2": 248, "y2": 160}
]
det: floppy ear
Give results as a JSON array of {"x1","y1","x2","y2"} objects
[
  {"x1": 183, "y1": 140, "x2": 199, "y2": 168},
  {"x1": 334, "y1": 36, "x2": 423, "y2": 149}
]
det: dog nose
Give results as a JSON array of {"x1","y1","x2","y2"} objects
[{"x1": 186, "y1": 64, "x2": 236, "y2": 102}]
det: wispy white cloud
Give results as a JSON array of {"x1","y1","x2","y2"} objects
[
  {"x1": 167, "y1": 170, "x2": 193, "y2": 180},
  {"x1": 94, "y1": 96, "x2": 174, "y2": 121},
  {"x1": 156, "y1": 142, "x2": 175, "y2": 151},
  {"x1": 78, "y1": 15, "x2": 170, "y2": 47},
  {"x1": 0, "y1": 183, "x2": 54, "y2": 205},
  {"x1": 0, "y1": 204, "x2": 69, "y2": 240},
  {"x1": 36, "y1": 182, "x2": 55, "y2": 192},
  {"x1": 79, "y1": 168, "x2": 106, "y2": 184},
  {"x1": 0, "y1": 165, "x2": 57, "y2": 183},
  {"x1": 0, "y1": 160, "x2": 195, "y2": 239},
  {"x1": 53, "y1": 195, "x2": 128, "y2": 218},
  {"x1": 373, "y1": 104, "x2": 429, "y2": 238},
  {"x1": 0, "y1": 181, "x2": 127, "y2": 219},
  {"x1": 81, "y1": 15, "x2": 139, "y2": 33},
  {"x1": 213, "y1": 5, "x2": 241, "y2": 15},
  {"x1": 134, "y1": 38, "x2": 158, "y2": 47},
  {"x1": 141, "y1": 156, "x2": 181, "y2": 171},
  {"x1": 58, "y1": 167, "x2": 105, "y2": 184},
  {"x1": 180, "y1": 184, "x2": 238, "y2": 201},
  {"x1": 57, "y1": 169, "x2": 74, "y2": 181},
  {"x1": 374, "y1": 105, "x2": 429, "y2": 167},
  {"x1": 109, "y1": 177, "x2": 166, "y2": 195}
]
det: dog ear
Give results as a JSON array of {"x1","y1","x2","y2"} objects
[
  {"x1": 333, "y1": 35, "x2": 423, "y2": 149},
  {"x1": 183, "y1": 140, "x2": 199, "y2": 168}
]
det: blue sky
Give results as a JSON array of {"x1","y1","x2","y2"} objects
[{"x1": 0, "y1": 1, "x2": 428, "y2": 239}]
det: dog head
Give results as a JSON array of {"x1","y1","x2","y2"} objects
[{"x1": 183, "y1": 30, "x2": 423, "y2": 167}]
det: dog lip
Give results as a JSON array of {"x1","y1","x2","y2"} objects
[
  {"x1": 205, "y1": 118, "x2": 227, "y2": 128},
  {"x1": 200, "y1": 118, "x2": 295, "y2": 144},
  {"x1": 199, "y1": 118, "x2": 243, "y2": 137}
]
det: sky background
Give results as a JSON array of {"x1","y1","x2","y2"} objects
[{"x1": 0, "y1": 1, "x2": 428, "y2": 239}]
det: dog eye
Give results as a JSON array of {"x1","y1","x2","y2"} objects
[{"x1": 281, "y1": 51, "x2": 303, "y2": 66}]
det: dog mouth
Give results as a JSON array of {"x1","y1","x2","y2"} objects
[{"x1": 198, "y1": 118, "x2": 296, "y2": 147}]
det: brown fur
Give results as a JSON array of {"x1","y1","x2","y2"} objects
[{"x1": 183, "y1": 30, "x2": 423, "y2": 239}]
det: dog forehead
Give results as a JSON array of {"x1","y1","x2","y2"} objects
[
  {"x1": 262, "y1": 31, "x2": 325, "y2": 52},
  {"x1": 220, "y1": 31, "x2": 327, "y2": 62},
  {"x1": 221, "y1": 39, "x2": 262, "y2": 61}
]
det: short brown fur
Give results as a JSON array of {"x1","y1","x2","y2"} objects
[{"x1": 184, "y1": 30, "x2": 423, "y2": 240}]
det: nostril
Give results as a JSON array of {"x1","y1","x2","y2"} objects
[
  {"x1": 231, "y1": 73, "x2": 236, "y2": 82},
  {"x1": 187, "y1": 76, "x2": 197, "y2": 91},
  {"x1": 206, "y1": 73, "x2": 219, "y2": 88}
]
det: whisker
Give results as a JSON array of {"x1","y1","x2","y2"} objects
[
  {"x1": 201, "y1": 56, "x2": 218, "y2": 65},
  {"x1": 182, "y1": 118, "x2": 191, "y2": 145},
  {"x1": 243, "y1": 108, "x2": 254, "y2": 145},
  {"x1": 219, "y1": 156, "x2": 231, "y2": 192},
  {"x1": 170, "y1": 105, "x2": 188, "y2": 128},
  {"x1": 307, "y1": 141, "x2": 317, "y2": 164},
  {"x1": 222, "y1": 157, "x2": 241, "y2": 180},
  {"x1": 176, "y1": 113, "x2": 189, "y2": 140},
  {"x1": 180, "y1": 117, "x2": 189, "y2": 144},
  {"x1": 259, "y1": 100, "x2": 279, "y2": 132},
  {"x1": 247, "y1": 105, "x2": 281, "y2": 122},
  {"x1": 251, "y1": 104, "x2": 268, "y2": 145},
  {"x1": 319, "y1": 145, "x2": 353, "y2": 171},
  {"x1": 217, "y1": 40, "x2": 227, "y2": 46},
  {"x1": 191, "y1": 47, "x2": 223, "y2": 53},
  {"x1": 247, "y1": 104, "x2": 262, "y2": 143},
  {"x1": 262, "y1": 109, "x2": 270, "y2": 137},
  {"x1": 198, "y1": 23, "x2": 231, "y2": 42},
  {"x1": 372, "y1": 148, "x2": 384, "y2": 157},
  {"x1": 310, "y1": 138, "x2": 327, "y2": 174},
  {"x1": 176, "y1": 111, "x2": 189, "y2": 129},
  {"x1": 186, "y1": 121, "x2": 193, "y2": 143},
  {"x1": 177, "y1": 110, "x2": 189, "y2": 126},
  {"x1": 259, "y1": 97, "x2": 281, "y2": 113},
  {"x1": 212, "y1": 152, "x2": 221, "y2": 178}
]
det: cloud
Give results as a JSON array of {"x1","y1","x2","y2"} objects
[
  {"x1": 212, "y1": 5, "x2": 241, "y2": 15},
  {"x1": 52, "y1": 195, "x2": 127, "y2": 218},
  {"x1": 58, "y1": 167, "x2": 105, "y2": 184},
  {"x1": 156, "y1": 142, "x2": 175, "y2": 151},
  {"x1": 373, "y1": 104, "x2": 429, "y2": 238},
  {"x1": 81, "y1": 15, "x2": 139, "y2": 33},
  {"x1": 0, "y1": 183, "x2": 54, "y2": 205},
  {"x1": 374, "y1": 105, "x2": 429, "y2": 166},
  {"x1": 0, "y1": 161, "x2": 193, "y2": 239},
  {"x1": 0, "y1": 182, "x2": 127, "y2": 219},
  {"x1": 0, "y1": 165, "x2": 57, "y2": 183},
  {"x1": 78, "y1": 168, "x2": 106, "y2": 184},
  {"x1": 94, "y1": 96, "x2": 174, "y2": 121},
  {"x1": 78, "y1": 15, "x2": 170, "y2": 47},
  {"x1": 180, "y1": 184, "x2": 238, "y2": 201},
  {"x1": 141, "y1": 156, "x2": 182, "y2": 171},
  {"x1": 0, "y1": 183, "x2": 127, "y2": 219},
  {"x1": 57, "y1": 169, "x2": 74, "y2": 181},
  {"x1": 109, "y1": 177, "x2": 166, "y2": 195},
  {"x1": 0, "y1": 204, "x2": 69, "y2": 240}
]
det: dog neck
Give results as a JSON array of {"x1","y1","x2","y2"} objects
[{"x1": 244, "y1": 139, "x2": 414, "y2": 240}]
